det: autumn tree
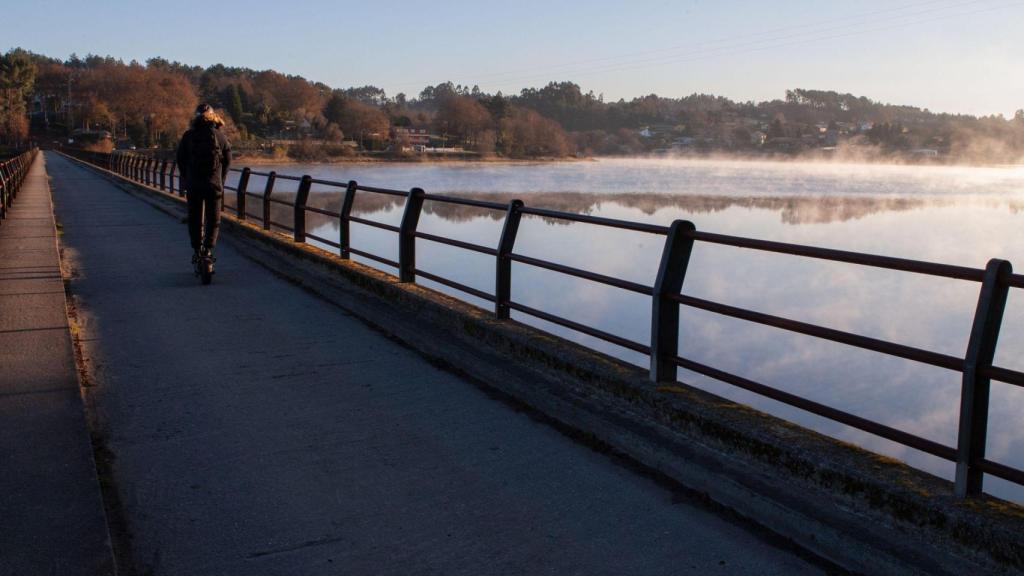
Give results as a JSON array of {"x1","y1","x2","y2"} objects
[
  {"x1": 435, "y1": 96, "x2": 492, "y2": 147},
  {"x1": 0, "y1": 49, "x2": 36, "y2": 146},
  {"x1": 333, "y1": 99, "x2": 389, "y2": 150},
  {"x1": 499, "y1": 107, "x2": 572, "y2": 157},
  {"x1": 252, "y1": 70, "x2": 322, "y2": 120},
  {"x1": 31, "y1": 58, "x2": 67, "y2": 130},
  {"x1": 77, "y1": 60, "x2": 197, "y2": 146}
]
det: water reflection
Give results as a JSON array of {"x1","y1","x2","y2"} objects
[
  {"x1": 286, "y1": 190, "x2": 997, "y2": 226},
  {"x1": 231, "y1": 159, "x2": 1024, "y2": 502}
]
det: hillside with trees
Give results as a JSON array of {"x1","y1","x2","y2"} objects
[{"x1": 2, "y1": 48, "x2": 1022, "y2": 163}]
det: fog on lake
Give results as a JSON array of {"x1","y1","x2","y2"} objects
[{"x1": 228, "y1": 157, "x2": 1024, "y2": 502}]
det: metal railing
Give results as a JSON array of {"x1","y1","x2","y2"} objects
[
  {"x1": 0, "y1": 148, "x2": 39, "y2": 223},
  {"x1": 64, "y1": 148, "x2": 1024, "y2": 499}
]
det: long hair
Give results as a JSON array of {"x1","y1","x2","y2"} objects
[{"x1": 191, "y1": 104, "x2": 225, "y2": 129}]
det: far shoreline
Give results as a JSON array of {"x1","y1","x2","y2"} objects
[{"x1": 230, "y1": 151, "x2": 1023, "y2": 170}]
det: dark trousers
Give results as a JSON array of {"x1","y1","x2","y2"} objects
[{"x1": 187, "y1": 189, "x2": 221, "y2": 251}]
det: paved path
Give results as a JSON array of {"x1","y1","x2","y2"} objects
[
  {"x1": 0, "y1": 154, "x2": 114, "y2": 575},
  {"x1": 48, "y1": 152, "x2": 826, "y2": 576}
]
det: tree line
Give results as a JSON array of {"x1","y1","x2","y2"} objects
[{"x1": 2, "y1": 48, "x2": 1022, "y2": 162}]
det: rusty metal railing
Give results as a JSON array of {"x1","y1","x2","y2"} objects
[{"x1": 63, "y1": 148, "x2": 1024, "y2": 499}]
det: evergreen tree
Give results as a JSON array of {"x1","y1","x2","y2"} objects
[{"x1": 227, "y1": 84, "x2": 244, "y2": 125}]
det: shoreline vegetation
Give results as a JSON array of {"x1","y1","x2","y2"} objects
[
  {"x1": 230, "y1": 148, "x2": 1024, "y2": 167},
  {"x1": 228, "y1": 147, "x2": 1023, "y2": 169},
  {"x1": 2, "y1": 48, "x2": 1023, "y2": 167}
]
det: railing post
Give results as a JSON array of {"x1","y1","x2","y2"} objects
[
  {"x1": 650, "y1": 220, "x2": 697, "y2": 383},
  {"x1": 0, "y1": 167, "x2": 7, "y2": 220},
  {"x1": 144, "y1": 158, "x2": 152, "y2": 185},
  {"x1": 398, "y1": 187, "x2": 426, "y2": 282},
  {"x1": 5, "y1": 162, "x2": 16, "y2": 206},
  {"x1": 495, "y1": 199, "x2": 524, "y2": 319},
  {"x1": 4, "y1": 165, "x2": 11, "y2": 211},
  {"x1": 159, "y1": 160, "x2": 167, "y2": 190},
  {"x1": 339, "y1": 180, "x2": 357, "y2": 259},
  {"x1": 171, "y1": 162, "x2": 180, "y2": 195},
  {"x1": 294, "y1": 175, "x2": 313, "y2": 242},
  {"x1": 2, "y1": 165, "x2": 10, "y2": 213},
  {"x1": 236, "y1": 167, "x2": 250, "y2": 220},
  {"x1": 262, "y1": 171, "x2": 277, "y2": 230},
  {"x1": 954, "y1": 258, "x2": 1011, "y2": 498}
]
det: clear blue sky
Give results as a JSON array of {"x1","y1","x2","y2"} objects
[{"x1": 5, "y1": 0, "x2": 1023, "y2": 116}]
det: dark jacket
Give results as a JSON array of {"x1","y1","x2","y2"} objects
[{"x1": 176, "y1": 121, "x2": 232, "y2": 194}]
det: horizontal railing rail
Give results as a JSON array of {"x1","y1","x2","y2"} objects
[
  {"x1": 62, "y1": 148, "x2": 1024, "y2": 500},
  {"x1": 0, "y1": 148, "x2": 39, "y2": 223}
]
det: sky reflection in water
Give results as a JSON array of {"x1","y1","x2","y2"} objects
[{"x1": 230, "y1": 158, "x2": 1024, "y2": 502}]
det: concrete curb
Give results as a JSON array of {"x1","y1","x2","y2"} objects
[{"x1": 62, "y1": 152, "x2": 1024, "y2": 576}]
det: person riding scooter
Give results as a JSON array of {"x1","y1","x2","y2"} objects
[{"x1": 176, "y1": 103, "x2": 232, "y2": 279}]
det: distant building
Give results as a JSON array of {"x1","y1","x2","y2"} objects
[
  {"x1": 71, "y1": 129, "x2": 113, "y2": 147},
  {"x1": 393, "y1": 127, "x2": 432, "y2": 146},
  {"x1": 764, "y1": 137, "x2": 804, "y2": 153},
  {"x1": 835, "y1": 122, "x2": 855, "y2": 134}
]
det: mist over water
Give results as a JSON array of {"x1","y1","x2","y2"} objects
[{"x1": 230, "y1": 157, "x2": 1024, "y2": 502}]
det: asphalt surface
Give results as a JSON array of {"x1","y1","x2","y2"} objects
[
  {"x1": 0, "y1": 154, "x2": 114, "y2": 575},
  {"x1": 48, "y1": 152, "x2": 827, "y2": 576}
]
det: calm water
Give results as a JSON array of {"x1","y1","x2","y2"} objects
[{"x1": 228, "y1": 158, "x2": 1024, "y2": 502}]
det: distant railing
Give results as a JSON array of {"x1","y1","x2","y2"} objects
[
  {"x1": 63, "y1": 148, "x2": 1024, "y2": 499},
  {"x1": 0, "y1": 148, "x2": 39, "y2": 223}
]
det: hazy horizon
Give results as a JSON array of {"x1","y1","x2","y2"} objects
[{"x1": 5, "y1": 0, "x2": 1023, "y2": 117}]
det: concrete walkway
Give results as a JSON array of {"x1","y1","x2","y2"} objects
[
  {"x1": 0, "y1": 154, "x2": 114, "y2": 575},
  {"x1": 47, "y1": 152, "x2": 826, "y2": 576}
]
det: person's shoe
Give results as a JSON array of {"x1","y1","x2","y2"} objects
[{"x1": 200, "y1": 246, "x2": 216, "y2": 275}]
